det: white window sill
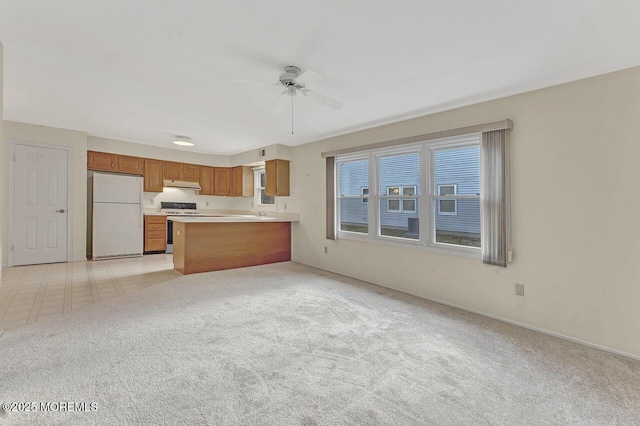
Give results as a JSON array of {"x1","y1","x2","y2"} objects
[{"x1": 336, "y1": 231, "x2": 481, "y2": 260}]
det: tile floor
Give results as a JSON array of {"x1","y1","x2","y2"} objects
[{"x1": 0, "y1": 254, "x2": 179, "y2": 332}]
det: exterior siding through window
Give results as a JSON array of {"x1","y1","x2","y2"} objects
[{"x1": 339, "y1": 146, "x2": 480, "y2": 235}]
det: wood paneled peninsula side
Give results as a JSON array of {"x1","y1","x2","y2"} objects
[{"x1": 170, "y1": 216, "x2": 294, "y2": 275}]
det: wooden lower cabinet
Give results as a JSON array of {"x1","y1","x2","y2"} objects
[{"x1": 144, "y1": 215, "x2": 167, "y2": 253}]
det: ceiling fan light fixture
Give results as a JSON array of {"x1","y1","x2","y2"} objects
[{"x1": 173, "y1": 136, "x2": 194, "y2": 147}]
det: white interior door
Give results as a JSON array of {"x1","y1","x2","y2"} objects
[{"x1": 13, "y1": 144, "x2": 69, "y2": 266}]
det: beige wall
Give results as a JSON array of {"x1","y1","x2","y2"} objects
[
  {"x1": 287, "y1": 66, "x2": 640, "y2": 358},
  {"x1": 0, "y1": 42, "x2": 4, "y2": 273},
  {"x1": 87, "y1": 136, "x2": 231, "y2": 167},
  {"x1": 229, "y1": 143, "x2": 293, "y2": 166},
  {"x1": 3, "y1": 121, "x2": 88, "y2": 264}
]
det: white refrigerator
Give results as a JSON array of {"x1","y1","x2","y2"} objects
[{"x1": 92, "y1": 172, "x2": 144, "y2": 260}]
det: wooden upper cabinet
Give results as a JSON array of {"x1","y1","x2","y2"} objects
[
  {"x1": 265, "y1": 159, "x2": 290, "y2": 196},
  {"x1": 88, "y1": 151, "x2": 117, "y2": 172},
  {"x1": 199, "y1": 166, "x2": 215, "y2": 196},
  {"x1": 214, "y1": 167, "x2": 231, "y2": 196},
  {"x1": 144, "y1": 159, "x2": 164, "y2": 192},
  {"x1": 182, "y1": 164, "x2": 200, "y2": 182},
  {"x1": 116, "y1": 155, "x2": 144, "y2": 175},
  {"x1": 163, "y1": 161, "x2": 200, "y2": 182},
  {"x1": 88, "y1": 151, "x2": 142, "y2": 175},
  {"x1": 230, "y1": 166, "x2": 254, "y2": 197},
  {"x1": 163, "y1": 161, "x2": 183, "y2": 180}
]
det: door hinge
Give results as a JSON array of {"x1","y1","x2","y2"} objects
[{"x1": 11, "y1": 245, "x2": 14, "y2": 251}]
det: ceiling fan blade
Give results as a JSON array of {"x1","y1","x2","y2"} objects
[
  {"x1": 296, "y1": 69, "x2": 323, "y2": 85},
  {"x1": 232, "y1": 79, "x2": 278, "y2": 86},
  {"x1": 302, "y1": 89, "x2": 342, "y2": 110},
  {"x1": 271, "y1": 91, "x2": 289, "y2": 114}
]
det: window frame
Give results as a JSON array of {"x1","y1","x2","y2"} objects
[
  {"x1": 336, "y1": 134, "x2": 481, "y2": 259},
  {"x1": 254, "y1": 169, "x2": 276, "y2": 210},
  {"x1": 336, "y1": 154, "x2": 370, "y2": 236}
]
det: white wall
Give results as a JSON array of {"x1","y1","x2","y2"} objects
[
  {"x1": 287, "y1": 66, "x2": 640, "y2": 358},
  {"x1": 3, "y1": 121, "x2": 88, "y2": 264}
]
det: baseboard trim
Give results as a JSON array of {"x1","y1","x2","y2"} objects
[{"x1": 304, "y1": 263, "x2": 640, "y2": 362}]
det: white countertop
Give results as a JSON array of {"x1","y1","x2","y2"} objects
[{"x1": 169, "y1": 215, "x2": 295, "y2": 223}]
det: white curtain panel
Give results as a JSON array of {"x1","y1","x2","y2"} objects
[{"x1": 481, "y1": 129, "x2": 511, "y2": 267}]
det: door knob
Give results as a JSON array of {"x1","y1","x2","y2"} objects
[{"x1": 56, "y1": 209, "x2": 66, "y2": 213}]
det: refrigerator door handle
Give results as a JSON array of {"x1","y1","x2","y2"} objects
[{"x1": 139, "y1": 204, "x2": 143, "y2": 228}]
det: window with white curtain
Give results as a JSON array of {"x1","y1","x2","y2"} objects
[{"x1": 336, "y1": 134, "x2": 481, "y2": 257}]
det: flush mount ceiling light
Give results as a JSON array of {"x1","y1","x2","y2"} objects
[{"x1": 173, "y1": 136, "x2": 194, "y2": 147}]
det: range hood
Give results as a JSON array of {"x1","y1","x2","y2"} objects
[{"x1": 163, "y1": 179, "x2": 202, "y2": 190}]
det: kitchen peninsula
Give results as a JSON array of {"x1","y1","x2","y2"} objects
[{"x1": 170, "y1": 216, "x2": 294, "y2": 274}]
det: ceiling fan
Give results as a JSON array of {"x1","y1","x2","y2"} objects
[{"x1": 234, "y1": 65, "x2": 342, "y2": 134}]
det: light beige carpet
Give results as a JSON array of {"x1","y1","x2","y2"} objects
[{"x1": 0, "y1": 262, "x2": 638, "y2": 425}]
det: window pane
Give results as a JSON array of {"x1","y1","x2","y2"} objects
[
  {"x1": 434, "y1": 146, "x2": 479, "y2": 195},
  {"x1": 435, "y1": 198, "x2": 480, "y2": 247},
  {"x1": 438, "y1": 199, "x2": 456, "y2": 214},
  {"x1": 380, "y1": 201, "x2": 419, "y2": 239},
  {"x1": 339, "y1": 160, "x2": 369, "y2": 196},
  {"x1": 339, "y1": 198, "x2": 368, "y2": 233},
  {"x1": 438, "y1": 185, "x2": 456, "y2": 196},
  {"x1": 387, "y1": 186, "x2": 400, "y2": 195},
  {"x1": 260, "y1": 172, "x2": 266, "y2": 188},
  {"x1": 402, "y1": 186, "x2": 416, "y2": 196},
  {"x1": 260, "y1": 189, "x2": 275, "y2": 205},
  {"x1": 379, "y1": 153, "x2": 420, "y2": 195},
  {"x1": 402, "y1": 199, "x2": 416, "y2": 212}
]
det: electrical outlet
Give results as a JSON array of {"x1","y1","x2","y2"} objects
[
  {"x1": 515, "y1": 283, "x2": 525, "y2": 296},
  {"x1": 284, "y1": 203, "x2": 287, "y2": 210},
  {"x1": 324, "y1": 246, "x2": 328, "y2": 254},
  {"x1": 206, "y1": 201, "x2": 209, "y2": 206},
  {"x1": 251, "y1": 202, "x2": 254, "y2": 207}
]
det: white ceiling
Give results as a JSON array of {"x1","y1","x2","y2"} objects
[{"x1": 1, "y1": 1, "x2": 639, "y2": 155}]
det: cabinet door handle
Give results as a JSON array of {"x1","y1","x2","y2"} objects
[{"x1": 56, "y1": 209, "x2": 66, "y2": 213}]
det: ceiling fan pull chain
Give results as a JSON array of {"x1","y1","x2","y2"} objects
[{"x1": 291, "y1": 94, "x2": 294, "y2": 135}]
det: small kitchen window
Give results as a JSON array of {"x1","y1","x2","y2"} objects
[{"x1": 255, "y1": 170, "x2": 275, "y2": 207}]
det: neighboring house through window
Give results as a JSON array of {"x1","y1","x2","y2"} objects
[
  {"x1": 361, "y1": 187, "x2": 369, "y2": 203},
  {"x1": 336, "y1": 134, "x2": 481, "y2": 254},
  {"x1": 437, "y1": 184, "x2": 457, "y2": 215}
]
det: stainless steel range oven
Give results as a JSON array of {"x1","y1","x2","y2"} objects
[{"x1": 160, "y1": 202, "x2": 203, "y2": 254}]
